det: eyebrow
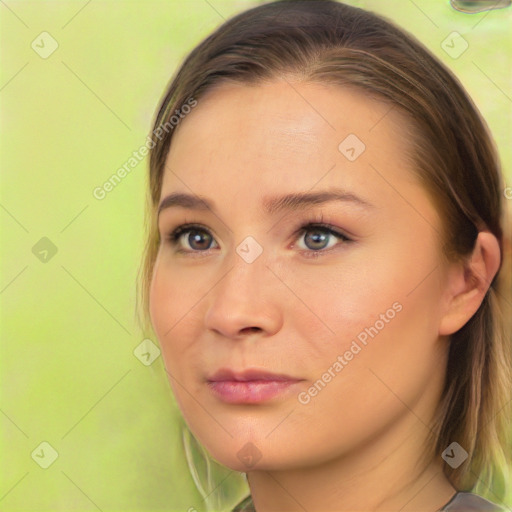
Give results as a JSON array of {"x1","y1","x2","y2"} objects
[{"x1": 157, "y1": 188, "x2": 374, "y2": 217}]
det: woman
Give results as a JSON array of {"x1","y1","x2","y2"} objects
[{"x1": 138, "y1": 1, "x2": 512, "y2": 510}]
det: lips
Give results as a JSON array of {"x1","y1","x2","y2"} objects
[
  {"x1": 206, "y1": 368, "x2": 303, "y2": 404},
  {"x1": 207, "y1": 368, "x2": 300, "y2": 383}
]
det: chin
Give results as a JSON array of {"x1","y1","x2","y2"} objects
[{"x1": 188, "y1": 428, "x2": 309, "y2": 473}]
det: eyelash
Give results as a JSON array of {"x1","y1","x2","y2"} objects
[{"x1": 165, "y1": 215, "x2": 352, "y2": 258}]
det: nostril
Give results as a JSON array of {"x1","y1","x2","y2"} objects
[{"x1": 241, "y1": 326, "x2": 261, "y2": 334}]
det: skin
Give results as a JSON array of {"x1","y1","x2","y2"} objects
[{"x1": 149, "y1": 80, "x2": 500, "y2": 511}]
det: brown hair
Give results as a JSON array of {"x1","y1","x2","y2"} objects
[{"x1": 137, "y1": 0, "x2": 512, "y2": 500}]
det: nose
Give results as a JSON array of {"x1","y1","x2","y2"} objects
[{"x1": 204, "y1": 248, "x2": 283, "y2": 340}]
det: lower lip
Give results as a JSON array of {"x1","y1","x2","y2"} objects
[{"x1": 207, "y1": 380, "x2": 300, "y2": 404}]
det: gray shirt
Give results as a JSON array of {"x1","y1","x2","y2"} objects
[
  {"x1": 440, "y1": 492, "x2": 508, "y2": 511},
  {"x1": 231, "y1": 492, "x2": 508, "y2": 511}
]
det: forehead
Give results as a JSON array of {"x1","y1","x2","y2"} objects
[{"x1": 160, "y1": 80, "x2": 420, "y2": 211}]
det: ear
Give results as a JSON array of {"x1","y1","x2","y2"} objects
[{"x1": 438, "y1": 231, "x2": 501, "y2": 336}]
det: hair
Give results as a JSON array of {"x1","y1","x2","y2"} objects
[{"x1": 136, "y1": 0, "x2": 512, "y2": 504}]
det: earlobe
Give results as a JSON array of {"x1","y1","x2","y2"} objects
[{"x1": 438, "y1": 231, "x2": 501, "y2": 336}]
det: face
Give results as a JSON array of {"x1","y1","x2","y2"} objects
[{"x1": 149, "y1": 80, "x2": 452, "y2": 472}]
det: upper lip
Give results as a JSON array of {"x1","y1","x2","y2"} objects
[{"x1": 207, "y1": 368, "x2": 301, "y2": 382}]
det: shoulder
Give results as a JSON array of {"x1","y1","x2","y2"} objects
[
  {"x1": 231, "y1": 493, "x2": 509, "y2": 512},
  {"x1": 231, "y1": 492, "x2": 508, "y2": 512},
  {"x1": 440, "y1": 492, "x2": 509, "y2": 511}
]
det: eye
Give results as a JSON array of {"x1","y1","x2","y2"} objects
[
  {"x1": 165, "y1": 221, "x2": 351, "y2": 256},
  {"x1": 166, "y1": 224, "x2": 218, "y2": 253},
  {"x1": 295, "y1": 223, "x2": 350, "y2": 252}
]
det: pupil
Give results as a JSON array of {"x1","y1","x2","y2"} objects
[
  {"x1": 189, "y1": 230, "x2": 211, "y2": 250},
  {"x1": 305, "y1": 230, "x2": 328, "y2": 250}
]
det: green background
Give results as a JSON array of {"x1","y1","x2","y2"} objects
[{"x1": 1, "y1": 1, "x2": 511, "y2": 511}]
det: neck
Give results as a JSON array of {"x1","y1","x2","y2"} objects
[{"x1": 246, "y1": 414, "x2": 456, "y2": 512}]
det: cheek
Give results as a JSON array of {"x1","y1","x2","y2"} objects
[
  {"x1": 290, "y1": 238, "x2": 445, "y2": 383},
  {"x1": 149, "y1": 259, "x2": 200, "y2": 364},
  {"x1": 284, "y1": 272, "x2": 445, "y2": 456},
  {"x1": 149, "y1": 262, "x2": 174, "y2": 341},
  {"x1": 149, "y1": 260, "x2": 208, "y2": 417},
  {"x1": 283, "y1": 258, "x2": 404, "y2": 359}
]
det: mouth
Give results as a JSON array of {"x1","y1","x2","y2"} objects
[{"x1": 206, "y1": 368, "x2": 304, "y2": 404}]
